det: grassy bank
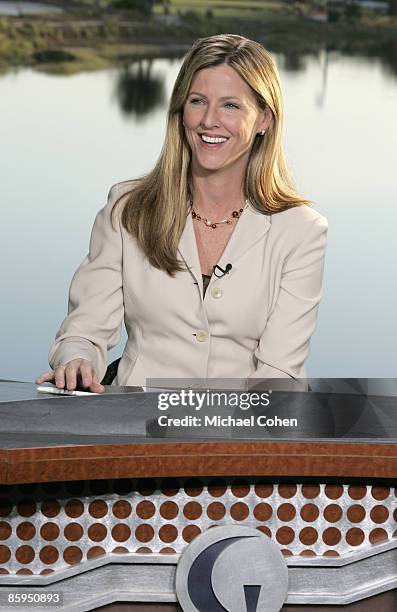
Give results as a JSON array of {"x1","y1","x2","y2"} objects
[{"x1": 0, "y1": 2, "x2": 396, "y2": 74}]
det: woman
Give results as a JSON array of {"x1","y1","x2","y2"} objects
[{"x1": 37, "y1": 34, "x2": 328, "y2": 393}]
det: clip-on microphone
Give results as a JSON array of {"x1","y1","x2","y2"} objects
[{"x1": 213, "y1": 263, "x2": 233, "y2": 278}]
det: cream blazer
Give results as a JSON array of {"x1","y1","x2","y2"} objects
[{"x1": 49, "y1": 181, "x2": 328, "y2": 386}]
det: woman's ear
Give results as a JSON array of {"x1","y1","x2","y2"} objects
[{"x1": 260, "y1": 106, "x2": 274, "y2": 132}]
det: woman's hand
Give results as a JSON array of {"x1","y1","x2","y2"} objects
[{"x1": 36, "y1": 358, "x2": 105, "y2": 393}]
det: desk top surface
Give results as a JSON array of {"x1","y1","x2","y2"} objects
[{"x1": 1, "y1": 380, "x2": 397, "y2": 484}]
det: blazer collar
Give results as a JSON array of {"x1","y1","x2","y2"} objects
[{"x1": 178, "y1": 201, "x2": 271, "y2": 281}]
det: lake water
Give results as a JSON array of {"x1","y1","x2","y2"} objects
[
  {"x1": 0, "y1": 1, "x2": 63, "y2": 15},
  {"x1": 1, "y1": 50, "x2": 396, "y2": 382}
]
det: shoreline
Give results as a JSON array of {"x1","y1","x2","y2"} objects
[{"x1": 1, "y1": 9, "x2": 396, "y2": 74}]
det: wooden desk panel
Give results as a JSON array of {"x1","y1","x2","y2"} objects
[
  {"x1": 2, "y1": 440, "x2": 397, "y2": 484},
  {"x1": 1, "y1": 380, "x2": 397, "y2": 484}
]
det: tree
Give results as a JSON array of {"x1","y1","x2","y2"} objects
[{"x1": 112, "y1": 0, "x2": 156, "y2": 16}]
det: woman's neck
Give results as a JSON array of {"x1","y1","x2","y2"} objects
[{"x1": 190, "y1": 172, "x2": 246, "y2": 217}]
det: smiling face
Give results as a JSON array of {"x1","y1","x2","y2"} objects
[{"x1": 183, "y1": 64, "x2": 272, "y2": 177}]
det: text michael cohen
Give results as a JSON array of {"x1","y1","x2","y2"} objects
[{"x1": 157, "y1": 415, "x2": 298, "y2": 428}]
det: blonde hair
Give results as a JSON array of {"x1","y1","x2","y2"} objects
[{"x1": 115, "y1": 34, "x2": 309, "y2": 276}]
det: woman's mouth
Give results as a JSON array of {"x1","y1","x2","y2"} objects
[{"x1": 198, "y1": 134, "x2": 229, "y2": 149}]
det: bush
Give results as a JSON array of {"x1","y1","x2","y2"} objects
[
  {"x1": 112, "y1": 0, "x2": 155, "y2": 15},
  {"x1": 327, "y1": 9, "x2": 340, "y2": 22},
  {"x1": 183, "y1": 9, "x2": 201, "y2": 23},
  {"x1": 32, "y1": 49, "x2": 77, "y2": 63}
]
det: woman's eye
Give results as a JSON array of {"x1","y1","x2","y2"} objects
[{"x1": 189, "y1": 99, "x2": 239, "y2": 108}]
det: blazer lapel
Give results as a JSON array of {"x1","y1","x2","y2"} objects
[
  {"x1": 177, "y1": 211, "x2": 202, "y2": 283},
  {"x1": 217, "y1": 202, "x2": 271, "y2": 270}
]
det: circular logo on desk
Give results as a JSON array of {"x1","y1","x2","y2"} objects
[{"x1": 175, "y1": 525, "x2": 288, "y2": 612}]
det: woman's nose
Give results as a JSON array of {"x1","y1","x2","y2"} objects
[{"x1": 201, "y1": 104, "x2": 220, "y2": 128}]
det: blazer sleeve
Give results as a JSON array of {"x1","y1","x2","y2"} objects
[
  {"x1": 48, "y1": 184, "x2": 124, "y2": 382},
  {"x1": 248, "y1": 213, "x2": 328, "y2": 381}
]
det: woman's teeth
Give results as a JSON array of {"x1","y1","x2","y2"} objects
[{"x1": 200, "y1": 135, "x2": 228, "y2": 144}]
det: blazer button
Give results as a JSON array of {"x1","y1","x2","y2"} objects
[
  {"x1": 195, "y1": 330, "x2": 208, "y2": 342},
  {"x1": 211, "y1": 286, "x2": 223, "y2": 299}
]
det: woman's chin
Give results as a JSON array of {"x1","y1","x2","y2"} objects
[{"x1": 192, "y1": 157, "x2": 229, "y2": 173}]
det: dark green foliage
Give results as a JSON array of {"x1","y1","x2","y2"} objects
[
  {"x1": 327, "y1": 9, "x2": 340, "y2": 22},
  {"x1": 345, "y1": 2, "x2": 362, "y2": 20},
  {"x1": 32, "y1": 49, "x2": 77, "y2": 63},
  {"x1": 389, "y1": 0, "x2": 397, "y2": 15},
  {"x1": 111, "y1": 0, "x2": 155, "y2": 15}
]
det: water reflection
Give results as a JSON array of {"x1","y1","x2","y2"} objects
[
  {"x1": 282, "y1": 53, "x2": 308, "y2": 73},
  {"x1": 109, "y1": 42, "x2": 397, "y2": 118},
  {"x1": 0, "y1": 1, "x2": 63, "y2": 16},
  {"x1": 368, "y1": 40, "x2": 397, "y2": 78},
  {"x1": 333, "y1": 41, "x2": 397, "y2": 79},
  {"x1": 115, "y1": 60, "x2": 166, "y2": 117},
  {"x1": 283, "y1": 42, "x2": 397, "y2": 82},
  {"x1": 314, "y1": 49, "x2": 329, "y2": 108}
]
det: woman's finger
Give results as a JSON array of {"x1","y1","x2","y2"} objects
[
  {"x1": 54, "y1": 365, "x2": 66, "y2": 388},
  {"x1": 64, "y1": 363, "x2": 78, "y2": 391},
  {"x1": 79, "y1": 360, "x2": 93, "y2": 388},
  {"x1": 35, "y1": 371, "x2": 55, "y2": 384},
  {"x1": 90, "y1": 370, "x2": 105, "y2": 394}
]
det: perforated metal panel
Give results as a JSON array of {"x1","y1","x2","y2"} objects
[{"x1": 0, "y1": 478, "x2": 396, "y2": 575}]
